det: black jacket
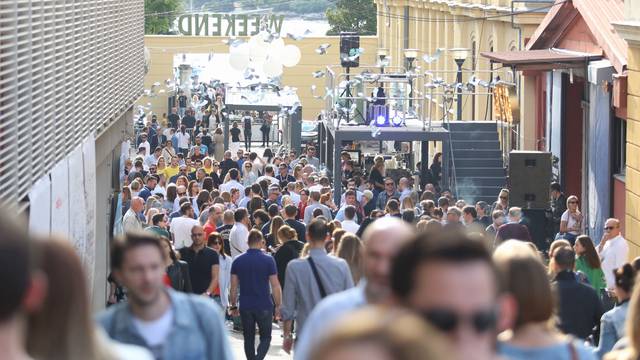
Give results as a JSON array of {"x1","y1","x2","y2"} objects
[
  {"x1": 553, "y1": 270, "x2": 603, "y2": 339},
  {"x1": 167, "y1": 260, "x2": 192, "y2": 293},
  {"x1": 285, "y1": 218, "x2": 307, "y2": 243},
  {"x1": 274, "y1": 240, "x2": 305, "y2": 289}
]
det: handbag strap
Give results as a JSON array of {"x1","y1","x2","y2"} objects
[{"x1": 307, "y1": 257, "x2": 327, "y2": 299}]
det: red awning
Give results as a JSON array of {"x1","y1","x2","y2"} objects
[{"x1": 481, "y1": 48, "x2": 602, "y2": 71}]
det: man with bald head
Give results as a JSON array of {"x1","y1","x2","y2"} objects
[
  {"x1": 122, "y1": 196, "x2": 144, "y2": 232},
  {"x1": 597, "y1": 218, "x2": 629, "y2": 292},
  {"x1": 292, "y1": 217, "x2": 414, "y2": 359},
  {"x1": 179, "y1": 225, "x2": 220, "y2": 296}
]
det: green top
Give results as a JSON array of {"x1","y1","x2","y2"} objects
[{"x1": 575, "y1": 255, "x2": 606, "y2": 294}]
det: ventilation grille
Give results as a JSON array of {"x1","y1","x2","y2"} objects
[{"x1": 0, "y1": 0, "x2": 144, "y2": 208}]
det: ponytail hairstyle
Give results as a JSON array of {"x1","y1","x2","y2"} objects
[{"x1": 614, "y1": 263, "x2": 637, "y2": 293}]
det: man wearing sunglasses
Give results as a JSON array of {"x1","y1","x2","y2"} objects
[
  {"x1": 390, "y1": 231, "x2": 513, "y2": 360},
  {"x1": 597, "y1": 218, "x2": 629, "y2": 295}
]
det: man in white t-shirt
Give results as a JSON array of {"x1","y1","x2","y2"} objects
[
  {"x1": 170, "y1": 202, "x2": 199, "y2": 250},
  {"x1": 340, "y1": 205, "x2": 360, "y2": 234},
  {"x1": 176, "y1": 125, "x2": 191, "y2": 157},
  {"x1": 229, "y1": 208, "x2": 250, "y2": 258},
  {"x1": 256, "y1": 165, "x2": 279, "y2": 185},
  {"x1": 98, "y1": 233, "x2": 232, "y2": 359},
  {"x1": 597, "y1": 218, "x2": 629, "y2": 290},
  {"x1": 219, "y1": 168, "x2": 245, "y2": 194}
]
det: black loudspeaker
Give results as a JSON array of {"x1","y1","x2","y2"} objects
[
  {"x1": 521, "y1": 209, "x2": 551, "y2": 252},
  {"x1": 508, "y1": 151, "x2": 552, "y2": 209},
  {"x1": 340, "y1": 32, "x2": 360, "y2": 68}
]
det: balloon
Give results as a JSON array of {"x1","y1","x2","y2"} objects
[
  {"x1": 282, "y1": 45, "x2": 301, "y2": 67},
  {"x1": 229, "y1": 43, "x2": 250, "y2": 71},
  {"x1": 269, "y1": 38, "x2": 286, "y2": 63},
  {"x1": 248, "y1": 33, "x2": 269, "y2": 63},
  {"x1": 263, "y1": 59, "x2": 283, "y2": 78}
]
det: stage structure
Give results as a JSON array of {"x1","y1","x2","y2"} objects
[
  {"x1": 224, "y1": 85, "x2": 302, "y2": 151},
  {"x1": 319, "y1": 63, "x2": 501, "y2": 204}
]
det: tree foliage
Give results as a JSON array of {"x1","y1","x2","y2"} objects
[
  {"x1": 145, "y1": 0, "x2": 182, "y2": 35},
  {"x1": 326, "y1": 0, "x2": 376, "y2": 36}
]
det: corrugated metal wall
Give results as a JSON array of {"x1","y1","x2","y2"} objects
[{"x1": 0, "y1": 0, "x2": 144, "y2": 208}]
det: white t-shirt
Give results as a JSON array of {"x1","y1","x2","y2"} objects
[
  {"x1": 132, "y1": 307, "x2": 174, "y2": 357},
  {"x1": 341, "y1": 219, "x2": 360, "y2": 234},
  {"x1": 176, "y1": 132, "x2": 190, "y2": 149},
  {"x1": 561, "y1": 210, "x2": 582, "y2": 235},
  {"x1": 219, "y1": 180, "x2": 245, "y2": 195},
  {"x1": 256, "y1": 175, "x2": 278, "y2": 185},
  {"x1": 229, "y1": 222, "x2": 249, "y2": 258},
  {"x1": 600, "y1": 235, "x2": 630, "y2": 289},
  {"x1": 170, "y1": 216, "x2": 199, "y2": 249}
]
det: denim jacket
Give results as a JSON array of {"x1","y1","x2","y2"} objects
[
  {"x1": 97, "y1": 288, "x2": 233, "y2": 360},
  {"x1": 594, "y1": 300, "x2": 629, "y2": 359}
]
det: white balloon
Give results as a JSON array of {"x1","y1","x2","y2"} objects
[
  {"x1": 263, "y1": 59, "x2": 283, "y2": 77},
  {"x1": 282, "y1": 45, "x2": 301, "y2": 67},
  {"x1": 269, "y1": 38, "x2": 286, "y2": 63},
  {"x1": 229, "y1": 43, "x2": 250, "y2": 71}
]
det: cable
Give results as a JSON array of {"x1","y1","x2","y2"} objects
[
  {"x1": 144, "y1": 0, "x2": 338, "y2": 18},
  {"x1": 377, "y1": 0, "x2": 565, "y2": 23}
]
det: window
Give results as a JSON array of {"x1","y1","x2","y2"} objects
[{"x1": 612, "y1": 117, "x2": 627, "y2": 175}]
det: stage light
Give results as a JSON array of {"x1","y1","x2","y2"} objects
[{"x1": 391, "y1": 115, "x2": 404, "y2": 127}]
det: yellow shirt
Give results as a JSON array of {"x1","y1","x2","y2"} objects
[{"x1": 163, "y1": 165, "x2": 179, "y2": 180}]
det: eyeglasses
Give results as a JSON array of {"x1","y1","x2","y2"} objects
[
  {"x1": 422, "y1": 308, "x2": 497, "y2": 334},
  {"x1": 385, "y1": 183, "x2": 394, "y2": 186},
  {"x1": 178, "y1": 192, "x2": 186, "y2": 196}
]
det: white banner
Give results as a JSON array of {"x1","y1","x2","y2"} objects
[
  {"x1": 68, "y1": 146, "x2": 86, "y2": 255},
  {"x1": 82, "y1": 134, "x2": 97, "y2": 291},
  {"x1": 28, "y1": 175, "x2": 51, "y2": 236},
  {"x1": 50, "y1": 158, "x2": 70, "y2": 237}
]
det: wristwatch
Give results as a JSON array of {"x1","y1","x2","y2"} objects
[{"x1": 229, "y1": 305, "x2": 238, "y2": 310}]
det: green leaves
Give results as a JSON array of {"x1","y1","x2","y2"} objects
[
  {"x1": 145, "y1": 0, "x2": 182, "y2": 35},
  {"x1": 326, "y1": 0, "x2": 376, "y2": 36}
]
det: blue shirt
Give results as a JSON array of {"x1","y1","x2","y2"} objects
[{"x1": 231, "y1": 249, "x2": 277, "y2": 311}]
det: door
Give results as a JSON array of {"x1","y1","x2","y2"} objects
[{"x1": 561, "y1": 73, "x2": 584, "y2": 198}]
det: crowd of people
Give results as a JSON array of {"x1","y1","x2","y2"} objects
[{"x1": 3, "y1": 104, "x2": 640, "y2": 360}]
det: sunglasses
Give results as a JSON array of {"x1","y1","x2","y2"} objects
[
  {"x1": 422, "y1": 308, "x2": 497, "y2": 334},
  {"x1": 210, "y1": 241, "x2": 221, "y2": 246},
  {"x1": 178, "y1": 192, "x2": 186, "y2": 196},
  {"x1": 604, "y1": 226, "x2": 616, "y2": 231},
  {"x1": 385, "y1": 183, "x2": 394, "y2": 186}
]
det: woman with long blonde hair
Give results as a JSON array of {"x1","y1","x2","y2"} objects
[
  {"x1": 27, "y1": 240, "x2": 152, "y2": 360},
  {"x1": 336, "y1": 233, "x2": 365, "y2": 284}
]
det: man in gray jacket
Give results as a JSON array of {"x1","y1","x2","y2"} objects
[{"x1": 281, "y1": 218, "x2": 353, "y2": 354}]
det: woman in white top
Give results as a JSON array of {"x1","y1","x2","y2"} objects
[
  {"x1": 557, "y1": 195, "x2": 582, "y2": 245},
  {"x1": 207, "y1": 232, "x2": 232, "y2": 311}
]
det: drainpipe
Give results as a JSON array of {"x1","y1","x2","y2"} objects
[{"x1": 511, "y1": 0, "x2": 554, "y2": 150}]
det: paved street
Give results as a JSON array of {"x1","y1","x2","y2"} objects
[{"x1": 228, "y1": 323, "x2": 291, "y2": 359}]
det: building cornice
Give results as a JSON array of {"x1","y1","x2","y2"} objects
[{"x1": 612, "y1": 21, "x2": 640, "y2": 47}]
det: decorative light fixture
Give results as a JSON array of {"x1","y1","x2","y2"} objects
[
  {"x1": 403, "y1": 48, "x2": 419, "y2": 69},
  {"x1": 449, "y1": 48, "x2": 469, "y2": 120}
]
